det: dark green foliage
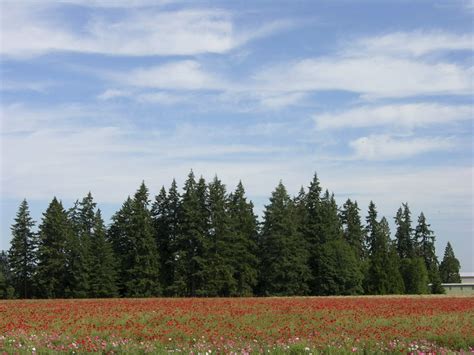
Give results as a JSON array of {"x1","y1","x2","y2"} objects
[
  {"x1": 152, "y1": 186, "x2": 173, "y2": 292},
  {"x1": 365, "y1": 216, "x2": 404, "y2": 294},
  {"x1": 0, "y1": 251, "x2": 15, "y2": 299},
  {"x1": 228, "y1": 181, "x2": 259, "y2": 296},
  {"x1": 108, "y1": 197, "x2": 134, "y2": 295},
  {"x1": 125, "y1": 182, "x2": 161, "y2": 297},
  {"x1": 300, "y1": 173, "x2": 323, "y2": 294},
  {"x1": 259, "y1": 182, "x2": 310, "y2": 296},
  {"x1": 8, "y1": 199, "x2": 37, "y2": 298},
  {"x1": 400, "y1": 257, "x2": 429, "y2": 294},
  {"x1": 395, "y1": 203, "x2": 414, "y2": 259},
  {"x1": 6, "y1": 170, "x2": 453, "y2": 298},
  {"x1": 340, "y1": 199, "x2": 366, "y2": 259},
  {"x1": 314, "y1": 239, "x2": 363, "y2": 295},
  {"x1": 36, "y1": 198, "x2": 72, "y2": 298},
  {"x1": 201, "y1": 176, "x2": 235, "y2": 296},
  {"x1": 439, "y1": 242, "x2": 461, "y2": 283},
  {"x1": 415, "y1": 213, "x2": 443, "y2": 293},
  {"x1": 89, "y1": 210, "x2": 118, "y2": 297},
  {"x1": 170, "y1": 171, "x2": 209, "y2": 296}
]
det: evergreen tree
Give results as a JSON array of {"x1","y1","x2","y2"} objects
[
  {"x1": 64, "y1": 193, "x2": 96, "y2": 297},
  {"x1": 394, "y1": 203, "x2": 414, "y2": 259},
  {"x1": 171, "y1": 171, "x2": 208, "y2": 296},
  {"x1": 8, "y1": 199, "x2": 37, "y2": 298},
  {"x1": 319, "y1": 190, "x2": 342, "y2": 243},
  {"x1": 202, "y1": 176, "x2": 235, "y2": 296},
  {"x1": 89, "y1": 210, "x2": 118, "y2": 297},
  {"x1": 300, "y1": 173, "x2": 323, "y2": 294},
  {"x1": 340, "y1": 199, "x2": 366, "y2": 259},
  {"x1": 314, "y1": 239, "x2": 363, "y2": 295},
  {"x1": 439, "y1": 242, "x2": 461, "y2": 283},
  {"x1": 36, "y1": 198, "x2": 72, "y2": 298},
  {"x1": 228, "y1": 181, "x2": 259, "y2": 296},
  {"x1": 415, "y1": 213, "x2": 443, "y2": 293},
  {"x1": 365, "y1": 215, "x2": 404, "y2": 294},
  {"x1": 0, "y1": 251, "x2": 14, "y2": 299},
  {"x1": 151, "y1": 186, "x2": 172, "y2": 292},
  {"x1": 108, "y1": 197, "x2": 133, "y2": 296},
  {"x1": 124, "y1": 182, "x2": 161, "y2": 297},
  {"x1": 365, "y1": 201, "x2": 378, "y2": 255},
  {"x1": 259, "y1": 182, "x2": 310, "y2": 296}
]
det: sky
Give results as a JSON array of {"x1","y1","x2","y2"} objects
[{"x1": 0, "y1": 0, "x2": 472, "y2": 271}]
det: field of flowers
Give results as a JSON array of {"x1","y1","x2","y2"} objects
[{"x1": 0, "y1": 296, "x2": 473, "y2": 353}]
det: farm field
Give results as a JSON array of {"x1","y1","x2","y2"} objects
[{"x1": 0, "y1": 296, "x2": 473, "y2": 354}]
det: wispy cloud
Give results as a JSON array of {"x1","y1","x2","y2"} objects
[
  {"x1": 253, "y1": 56, "x2": 471, "y2": 99},
  {"x1": 349, "y1": 134, "x2": 454, "y2": 160},
  {"x1": 314, "y1": 103, "x2": 473, "y2": 130},
  {"x1": 349, "y1": 31, "x2": 473, "y2": 57},
  {"x1": 0, "y1": 3, "x2": 290, "y2": 58},
  {"x1": 110, "y1": 60, "x2": 224, "y2": 90}
]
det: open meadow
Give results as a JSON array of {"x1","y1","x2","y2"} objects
[{"x1": 1, "y1": 296, "x2": 473, "y2": 353}]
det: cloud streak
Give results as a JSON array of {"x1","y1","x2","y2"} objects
[{"x1": 314, "y1": 103, "x2": 473, "y2": 130}]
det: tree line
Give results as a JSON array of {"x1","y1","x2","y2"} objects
[{"x1": 1, "y1": 171, "x2": 462, "y2": 299}]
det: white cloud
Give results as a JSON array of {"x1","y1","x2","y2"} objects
[
  {"x1": 314, "y1": 103, "x2": 473, "y2": 130},
  {"x1": 253, "y1": 56, "x2": 472, "y2": 99},
  {"x1": 97, "y1": 89, "x2": 132, "y2": 100},
  {"x1": 111, "y1": 60, "x2": 223, "y2": 90},
  {"x1": 351, "y1": 31, "x2": 473, "y2": 57},
  {"x1": 0, "y1": 3, "x2": 289, "y2": 58},
  {"x1": 349, "y1": 134, "x2": 454, "y2": 160}
]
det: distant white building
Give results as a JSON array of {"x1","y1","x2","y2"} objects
[
  {"x1": 441, "y1": 272, "x2": 474, "y2": 295},
  {"x1": 460, "y1": 272, "x2": 474, "y2": 284}
]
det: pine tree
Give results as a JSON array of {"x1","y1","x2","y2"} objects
[
  {"x1": 415, "y1": 212, "x2": 443, "y2": 293},
  {"x1": 300, "y1": 173, "x2": 323, "y2": 294},
  {"x1": 319, "y1": 190, "x2": 342, "y2": 243},
  {"x1": 123, "y1": 182, "x2": 161, "y2": 297},
  {"x1": 108, "y1": 197, "x2": 133, "y2": 296},
  {"x1": 0, "y1": 251, "x2": 14, "y2": 299},
  {"x1": 365, "y1": 214, "x2": 404, "y2": 294},
  {"x1": 228, "y1": 181, "x2": 259, "y2": 296},
  {"x1": 8, "y1": 199, "x2": 37, "y2": 298},
  {"x1": 259, "y1": 182, "x2": 310, "y2": 296},
  {"x1": 400, "y1": 257, "x2": 429, "y2": 294},
  {"x1": 394, "y1": 203, "x2": 414, "y2": 259},
  {"x1": 202, "y1": 176, "x2": 235, "y2": 296},
  {"x1": 65, "y1": 193, "x2": 96, "y2": 297},
  {"x1": 340, "y1": 199, "x2": 366, "y2": 259},
  {"x1": 439, "y1": 242, "x2": 461, "y2": 283},
  {"x1": 36, "y1": 198, "x2": 72, "y2": 298},
  {"x1": 171, "y1": 171, "x2": 208, "y2": 296},
  {"x1": 151, "y1": 186, "x2": 172, "y2": 292},
  {"x1": 365, "y1": 201, "x2": 378, "y2": 255},
  {"x1": 89, "y1": 210, "x2": 118, "y2": 297}
]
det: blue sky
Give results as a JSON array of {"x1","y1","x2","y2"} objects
[{"x1": 0, "y1": 0, "x2": 472, "y2": 271}]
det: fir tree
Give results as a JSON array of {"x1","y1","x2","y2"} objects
[
  {"x1": 108, "y1": 196, "x2": 133, "y2": 296},
  {"x1": 171, "y1": 171, "x2": 208, "y2": 296},
  {"x1": 415, "y1": 212, "x2": 443, "y2": 293},
  {"x1": 228, "y1": 181, "x2": 259, "y2": 296},
  {"x1": 124, "y1": 182, "x2": 161, "y2": 297},
  {"x1": 8, "y1": 199, "x2": 37, "y2": 298},
  {"x1": 439, "y1": 242, "x2": 461, "y2": 283},
  {"x1": 89, "y1": 210, "x2": 118, "y2": 297},
  {"x1": 0, "y1": 251, "x2": 14, "y2": 299},
  {"x1": 365, "y1": 201, "x2": 378, "y2": 255},
  {"x1": 395, "y1": 203, "x2": 414, "y2": 259},
  {"x1": 300, "y1": 173, "x2": 323, "y2": 294},
  {"x1": 319, "y1": 190, "x2": 342, "y2": 243},
  {"x1": 259, "y1": 182, "x2": 310, "y2": 296},
  {"x1": 36, "y1": 198, "x2": 72, "y2": 298},
  {"x1": 340, "y1": 199, "x2": 366, "y2": 259},
  {"x1": 202, "y1": 176, "x2": 235, "y2": 296}
]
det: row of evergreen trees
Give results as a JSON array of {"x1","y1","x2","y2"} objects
[{"x1": 2, "y1": 171, "x2": 462, "y2": 299}]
